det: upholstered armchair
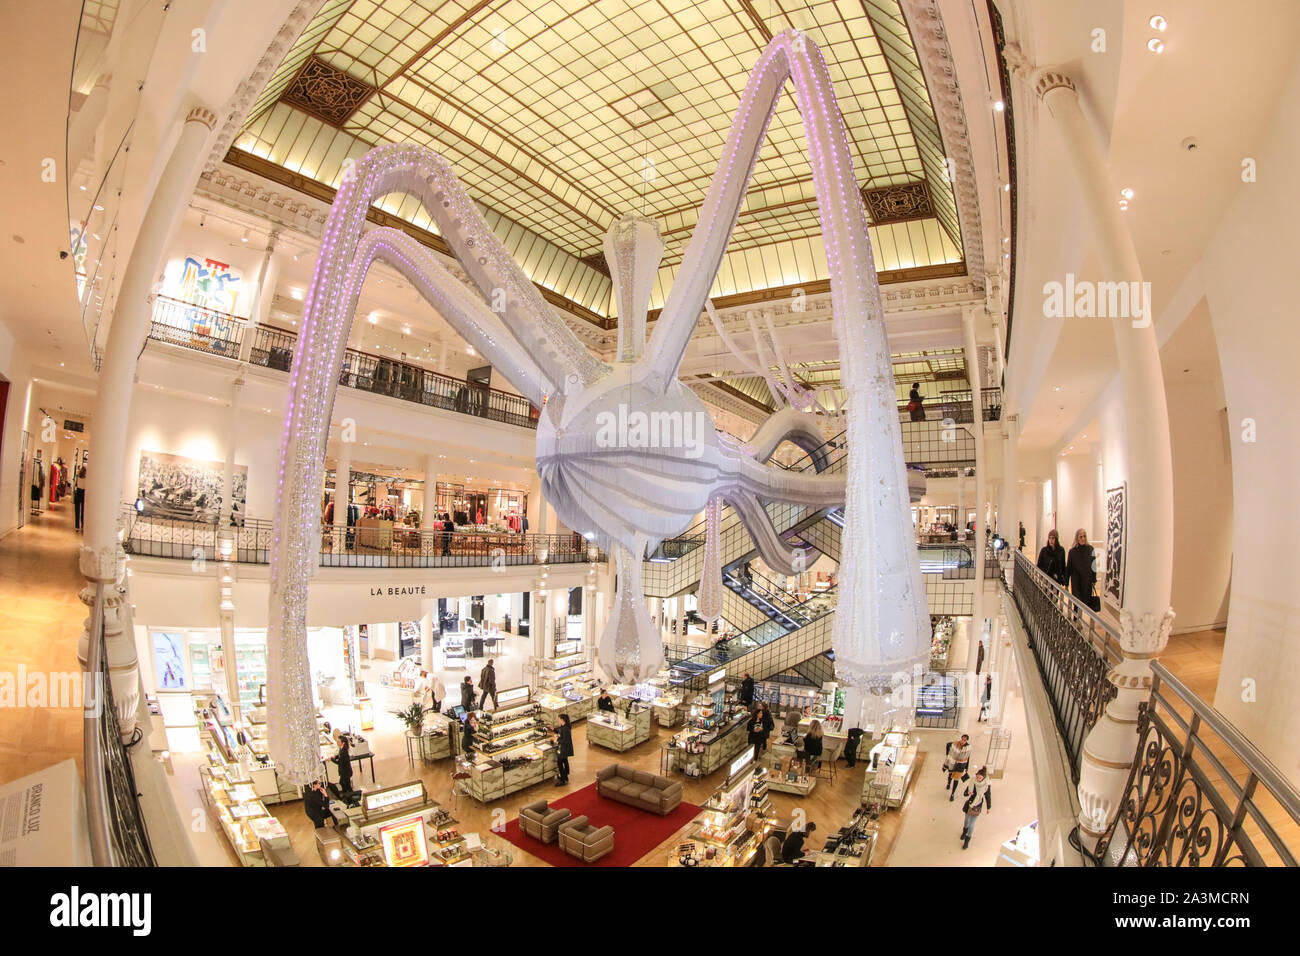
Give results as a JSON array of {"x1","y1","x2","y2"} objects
[
  {"x1": 557, "y1": 815, "x2": 615, "y2": 863},
  {"x1": 518, "y1": 800, "x2": 572, "y2": 844}
]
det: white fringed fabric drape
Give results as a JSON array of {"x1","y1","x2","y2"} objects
[{"x1": 698, "y1": 496, "x2": 723, "y2": 623}]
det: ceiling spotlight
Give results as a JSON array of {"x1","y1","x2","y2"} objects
[
  {"x1": 1147, "y1": 37, "x2": 1165, "y2": 54},
  {"x1": 402, "y1": 325, "x2": 411, "y2": 335},
  {"x1": 993, "y1": 100, "x2": 1005, "y2": 112},
  {"x1": 1118, "y1": 199, "x2": 1129, "y2": 210},
  {"x1": 1003, "y1": 183, "x2": 1010, "y2": 192},
  {"x1": 1149, "y1": 15, "x2": 1167, "y2": 31},
  {"x1": 241, "y1": 229, "x2": 249, "y2": 243},
  {"x1": 368, "y1": 312, "x2": 378, "y2": 324},
  {"x1": 1121, "y1": 187, "x2": 1134, "y2": 199}
]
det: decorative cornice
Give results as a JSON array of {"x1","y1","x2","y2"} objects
[
  {"x1": 185, "y1": 107, "x2": 218, "y2": 131},
  {"x1": 900, "y1": 0, "x2": 987, "y2": 282},
  {"x1": 203, "y1": 0, "x2": 326, "y2": 174}
]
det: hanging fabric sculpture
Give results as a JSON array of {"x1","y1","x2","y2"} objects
[
  {"x1": 697, "y1": 496, "x2": 723, "y2": 624},
  {"x1": 265, "y1": 31, "x2": 926, "y2": 783}
]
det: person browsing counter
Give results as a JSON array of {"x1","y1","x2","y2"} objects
[{"x1": 597, "y1": 688, "x2": 616, "y2": 713}]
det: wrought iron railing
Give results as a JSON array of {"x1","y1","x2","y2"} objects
[
  {"x1": 149, "y1": 295, "x2": 244, "y2": 357},
  {"x1": 146, "y1": 310, "x2": 541, "y2": 430},
  {"x1": 83, "y1": 582, "x2": 157, "y2": 866},
  {"x1": 1083, "y1": 663, "x2": 1300, "y2": 867},
  {"x1": 1009, "y1": 550, "x2": 1120, "y2": 782},
  {"x1": 894, "y1": 386, "x2": 1002, "y2": 424},
  {"x1": 121, "y1": 505, "x2": 605, "y2": 568}
]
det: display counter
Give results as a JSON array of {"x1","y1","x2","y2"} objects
[
  {"x1": 608, "y1": 678, "x2": 686, "y2": 728},
  {"x1": 355, "y1": 517, "x2": 394, "y2": 551},
  {"x1": 199, "y1": 748, "x2": 293, "y2": 866},
  {"x1": 810, "y1": 807, "x2": 878, "y2": 867},
  {"x1": 764, "y1": 745, "x2": 817, "y2": 796},
  {"x1": 406, "y1": 712, "x2": 453, "y2": 763},
  {"x1": 536, "y1": 690, "x2": 597, "y2": 727},
  {"x1": 673, "y1": 753, "x2": 770, "y2": 867},
  {"x1": 326, "y1": 780, "x2": 459, "y2": 866},
  {"x1": 862, "y1": 732, "x2": 918, "y2": 808},
  {"x1": 464, "y1": 688, "x2": 558, "y2": 800},
  {"x1": 664, "y1": 710, "x2": 750, "y2": 777},
  {"x1": 585, "y1": 704, "x2": 652, "y2": 752},
  {"x1": 997, "y1": 820, "x2": 1041, "y2": 867},
  {"x1": 536, "y1": 641, "x2": 599, "y2": 726}
]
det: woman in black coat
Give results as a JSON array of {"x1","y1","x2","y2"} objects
[
  {"x1": 554, "y1": 714, "x2": 575, "y2": 785},
  {"x1": 461, "y1": 714, "x2": 478, "y2": 755},
  {"x1": 1066, "y1": 528, "x2": 1100, "y2": 611},
  {"x1": 1036, "y1": 529, "x2": 1068, "y2": 586},
  {"x1": 748, "y1": 703, "x2": 775, "y2": 755},
  {"x1": 460, "y1": 675, "x2": 475, "y2": 712},
  {"x1": 332, "y1": 731, "x2": 353, "y2": 796}
]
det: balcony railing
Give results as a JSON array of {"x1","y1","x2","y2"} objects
[
  {"x1": 895, "y1": 387, "x2": 1002, "y2": 424},
  {"x1": 146, "y1": 298, "x2": 540, "y2": 430},
  {"x1": 1009, "y1": 550, "x2": 1121, "y2": 782},
  {"x1": 83, "y1": 582, "x2": 157, "y2": 867},
  {"x1": 121, "y1": 505, "x2": 605, "y2": 568},
  {"x1": 1085, "y1": 662, "x2": 1300, "y2": 867}
]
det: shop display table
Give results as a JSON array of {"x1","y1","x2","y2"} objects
[
  {"x1": 863, "y1": 733, "x2": 918, "y2": 808},
  {"x1": 463, "y1": 746, "x2": 558, "y2": 802},
  {"x1": 586, "y1": 706, "x2": 652, "y2": 752},
  {"x1": 537, "y1": 691, "x2": 597, "y2": 728},
  {"x1": 652, "y1": 697, "x2": 687, "y2": 727},
  {"x1": 664, "y1": 712, "x2": 750, "y2": 777},
  {"x1": 355, "y1": 517, "x2": 393, "y2": 551}
]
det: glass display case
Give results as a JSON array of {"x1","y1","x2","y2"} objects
[
  {"x1": 585, "y1": 703, "x2": 652, "y2": 752},
  {"x1": 675, "y1": 755, "x2": 770, "y2": 867},
  {"x1": 464, "y1": 687, "x2": 557, "y2": 801}
]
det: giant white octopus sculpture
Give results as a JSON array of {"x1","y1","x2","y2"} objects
[{"x1": 266, "y1": 31, "x2": 930, "y2": 784}]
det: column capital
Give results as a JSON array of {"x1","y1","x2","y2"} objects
[
  {"x1": 1119, "y1": 606, "x2": 1176, "y2": 659},
  {"x1": 185, "y1": 106, "x2": 219, "y2": 131},
  {"x1": 1033, "y1": 69, "x2": 1077, "y2": 102}
]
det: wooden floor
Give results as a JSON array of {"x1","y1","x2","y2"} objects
[
  {"x1": 0, "y1": 503, "x2": 86, "y2": 785},
  {"x1": 262, "y1": 712, "x2": 918, "y2": 867}
]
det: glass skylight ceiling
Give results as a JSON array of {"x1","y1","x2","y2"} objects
[{"x1": 239, "y1": 0, "x2": 965, "y2": 317}]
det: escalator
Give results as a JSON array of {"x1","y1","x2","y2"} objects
[{"x1": 647, "y1": 418, "x2": 975, "y2": 687}]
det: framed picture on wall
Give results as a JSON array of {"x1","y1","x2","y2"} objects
[
  {"x1": 1104, "y1": 482, "x2": 1127, "y2": 609},
  {"x1": 137, "y1": 449, "x2": 247, "y2": 525}
]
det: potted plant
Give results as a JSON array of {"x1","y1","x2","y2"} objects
[{"x1": 394, "y1": 702, "x2": 427, "y2": 737}]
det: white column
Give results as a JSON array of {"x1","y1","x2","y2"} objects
[
  {"x1": 1035, "y1": 70, "x2": 1176, "y2": 850},
  {"x1": 962, "y1": 307, "x2": 986, "y2": 674},
  {"x1": 1002, "y1": 415, "x2": 1019, "y2": 570},
  {"x1": 80, "y1": 105, "x2": 217, "y2": 739},
  {"x1": 1092, "y1": 447, "x2": 1105, "y2": 544},
  {"x1": 237, "y1": 229, "x2": 279, "y2": 362},
  {"x1": 420, "y1": 608, "x2": 434, "y2": 672},
  {"x1": 531, "y1": 589, "x2": 547, "y2": 663},
  {"x1": 220, "y1": 380, "x2": 242, "y2": 528},
  {"x1": 957, "y1": 472, "x2": 965, "y2": 532}
]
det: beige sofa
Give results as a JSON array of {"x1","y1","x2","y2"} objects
[
  {"x1": 596, "y1": 763, "x2": 684, "y2": 815},
  {"x1": 518, "y1": 800, "x2": 572, "y2": 844},
  {"x1": 558, "y1": 816, "x2": 614, "y2": 863}
]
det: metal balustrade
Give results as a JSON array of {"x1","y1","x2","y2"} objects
[
  {"x1": 83, "y1": 582, "x2": 157, "y2": 867},
  {"x1": 121, "y1": 505, "x2": 605, "y2": 568},
  {"x1": 1009, "y1": 550, "x2": 1120, "y2": 782},
  {"x1": 1085, "y1": 663, "x2": 1300, "y2": 867},
  {"x1": 146, "y1": 302, "x2": 540, "y2": 430}
]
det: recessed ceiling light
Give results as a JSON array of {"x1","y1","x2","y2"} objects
[
  {"x1": 1149, "y1": 15, "x2": 1167, "y2": 31},
  {"x1": 241, "y1": 229, "x2": 249, "y2": 243},
  {"x1": 993, "y1": 100, "x2": 1004, "y2": 112},
  {"x1": 1147, "y1": 38, "x2": 1165, "y2": 54},
  {"x1": 1120, "y1": 187, "x2": 1134, "y2": 199},
  {"x1": 1003, "y1": 183, "x2": 1010, "y2": 192},
  {"x1": 1118, "y1": 199, "x2": 1129, "y2": 210}
]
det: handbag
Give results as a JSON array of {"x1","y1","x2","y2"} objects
[{"x1": 906, "y1": 400, "x2": 918, "y2": 412}]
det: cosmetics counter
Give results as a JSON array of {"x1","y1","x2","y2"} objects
[
  {"x1": 407, "y1": 711, "x2": 454, "y2": 763},
  {"x1": 199, "y1": 747, "x2": 293, "y2": 866},
  {"x1": 861, "y1": 731, "x2": 918, "y2": 809},
  {"x1": 321, "y1": 780, "x2": 461, "y2": 867},
  {"x1": 585, "y1": 703, "x2": 652, "y2": 752},
  {"x1": 198, "y1": 699, "x2": 304, "y2": 806},
  {"x1": 763, "y1": 745, "x2": 818, "y2": 796},
  {"x1": 535, "y1": 641, "x2": 599, "y2": 727},
  {"x1": 673, "y1": 749, "x2": 771, "y2": 867},
  {"x1": 997, "y1": 820, "x2": 1041, "y2": 867},
  {"x1": 663, "y1": 707, "x2": 751, "y2": 777},
  {"x1": 609, "y1": 675, "x2": 687, "y2": 727},
  {"x1": 463, "y1": 686, "x2": 558, "y2": 801},
  {"x1": 809, "y1": 807, "x2": 878, "y2": 867}
]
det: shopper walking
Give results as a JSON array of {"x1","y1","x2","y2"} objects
[
  {"x1": 74, "y1": 463, "x2": 87, "y2": 532},
  {"x1": 554, "y1": 713, "x2": 574, "y2": 785},
  {"x1": 960, "y1": 767, "x2": 992, "y2": 849},
  {"x1": 1018, "y1": 521, "x2": 1026, "y2": 552},
  {"x1": 478, "y1": 658, "x2": 499, "y2": 710},
  {"x1": 1036, "y1": 529, "x2": 1068, "y2": 587},
  {"x1": 943, "y1": 733, "x2": 971, "y2": 800},
  {"x1": 460, "y1": 675, "x2": 475, "y2": 712},
  {"x1": 1067, "y1": 528, "x2": 1101, "y2": 612},
  {"x1": 738, "y1": 672, "x2": 755, "y2": 708},
  {"x1": 748, "y1": 702, "x2": 775, "y2": 756},
  {"x1": 907, "y1": 382, "x2": 925, "y2": 421}
]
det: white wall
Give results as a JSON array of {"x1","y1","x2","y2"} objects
[
  {"x1": 0, "y1": 326, "x2": 35, "y2": 537},
  {"x1": 1198, "y1": 54, "x2": 1300, "y2": 786},
  {"x1": 1054, "y1": 453, "x2": 1095, "y2": 546}
]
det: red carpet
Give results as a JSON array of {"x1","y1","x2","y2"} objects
[{"x1": 500, "y1": 781, "x2": 700, "y2": 867}]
